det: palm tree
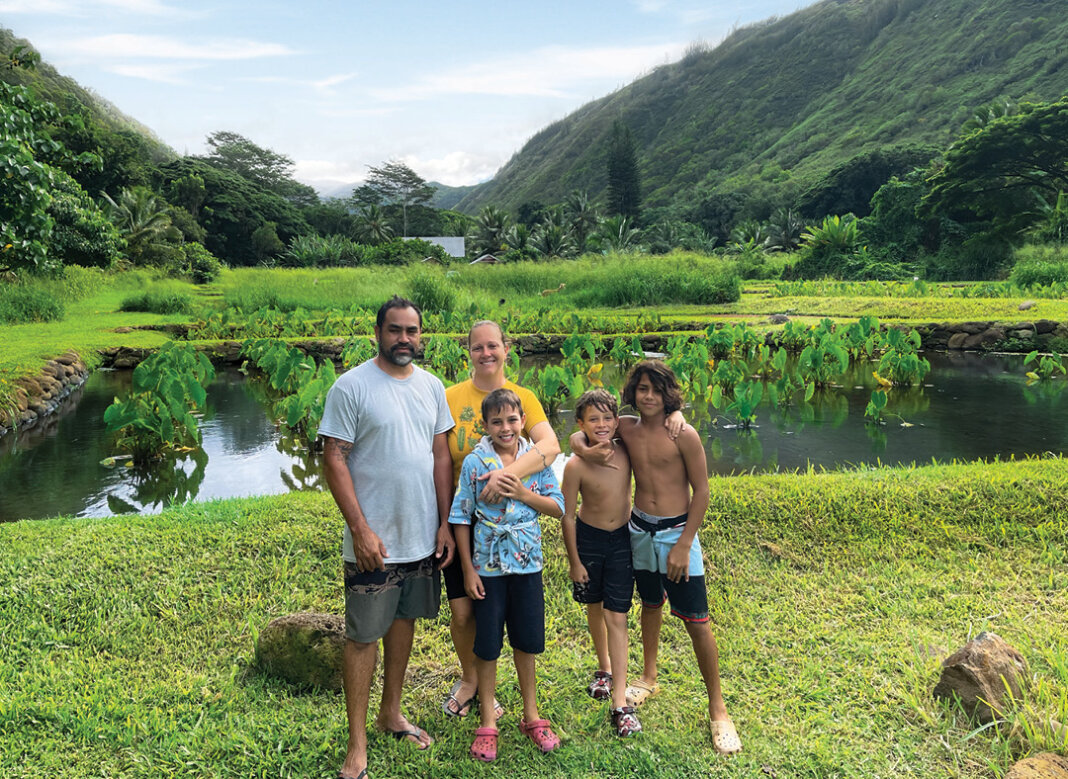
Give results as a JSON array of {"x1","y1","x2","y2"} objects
[
  {"x1": 565, "y1": 190, "x2": 600, "y2": 253},
  {"x1": 101, "y1": 187, "x2": 180, "y2": 263},
  {"x1": 763, "y1": 208, "x2": 806, "y2": 251},
  {"x1": 961, "y1": 98, "x2": 1017, "y2": 134},
  {"x1": 595, "y1": 215, "x2": 640, "y2": 252},
  {"x1": 469, "y1": 206, "x2": 512, "y2": 255},
  {"x1": 729, "y1": 219, "x2": 766, "y2": 247},
  {"x1": 531, "y1": 221, "x2": 576, "y2": 259},
  {"x1": 353, "y1": 204, "x2": 394, "y2": 245}
]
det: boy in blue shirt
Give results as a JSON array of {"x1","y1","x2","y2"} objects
[{"x1": 449, "y1": 388, "x2": 565, "y2": 762}]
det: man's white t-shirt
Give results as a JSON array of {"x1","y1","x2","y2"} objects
[{"x1": 319, "y1": 359, "x2": 454, "y2": 564}]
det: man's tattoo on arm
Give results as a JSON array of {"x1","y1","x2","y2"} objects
[{"x1": 326, "y1": 439, "x2": 354, "y2": 461}]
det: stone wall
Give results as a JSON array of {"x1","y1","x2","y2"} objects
[{"x1": 0, "y1": 351, "x2": 90, "y2": 436}]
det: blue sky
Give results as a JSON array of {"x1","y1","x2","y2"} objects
[{"x1": 1, "y1": 0, "x2": 813, "y2": 192}]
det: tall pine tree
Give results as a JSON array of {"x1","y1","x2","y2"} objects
[{"x1": 605, "y1": 120, "x2": 641, "y2": 224}]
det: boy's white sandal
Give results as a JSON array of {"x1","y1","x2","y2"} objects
[
  {"x1": 624, "y1": 679, "x2": 661, "y2": 707},
  {"x1": 709, "y1": 719, "x2": 742, "y2": 755}
]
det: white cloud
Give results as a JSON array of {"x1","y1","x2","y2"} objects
[
  {"x1": 634, "y1": 0, "x2": 669, "y2": 12},
  {"x1": 295, "y1": 150, "x2": 498, "y2": 189},
  {"x1": 0, "y1": 0, "x2": 72, "y2": 11},
  {"x1": 59, "y1": 34, "x2": 295, "y2": 61},
  {"x1": 411, "y1": 151, "x2": 499, "y2": 187},
  {"x1": 0, "y1": 0, "x2": 185, "y2": 14},
  {"x1": 374, "y1": 42, "x2": 688, "y2": 102},
  {"x1": 294, "y1": 159, "x2": 368, "y2": 183},
  {"x1": 241, "y1": 72, "x2": 358, "y2": 95},
  {"x1": 104, "y1": 62, "x2": 201, "y2": 84}
]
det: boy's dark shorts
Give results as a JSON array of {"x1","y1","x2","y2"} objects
[
  {"x1": 630, "y1": 511, "x2": 709, "y2": 623},
  {"x1": 344, "y1": 555, "x2": 440, "y2": 643},
  {"x1": 442, "y1": 545, "x2": 469, "y2": 601},
  {"x1": 571, "y1": 516, "x2": 633, "y2": 614},
  {"x1": 472, "y1": 571, "x2": 544, "y2": 661}
]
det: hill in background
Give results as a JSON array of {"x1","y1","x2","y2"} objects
[{"x1": 455, "y1": 0, "x2": 1068, "y2": 219}]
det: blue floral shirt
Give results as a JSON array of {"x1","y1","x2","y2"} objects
[{"x1": 448, "y1": 436, "x2": 564, "y2": 577}]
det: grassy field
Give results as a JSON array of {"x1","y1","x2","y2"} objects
[{"x1": 2, "y1": 457, "x2": 1066, "y2": 778}]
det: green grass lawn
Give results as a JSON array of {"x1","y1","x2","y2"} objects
[{"x1": 2, "y1": 458, "x2": 1066, "y2": 778}]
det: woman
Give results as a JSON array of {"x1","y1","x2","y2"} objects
[{"x1": 441, "y1": 320, "x2": 562, "y2": 719}]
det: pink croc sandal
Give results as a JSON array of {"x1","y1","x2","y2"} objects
[
  {"x1": 471, "y1": 727, "x2": 498, "y2": 762},
  {"x1": 519, "y1": 718, "x2": 560, "y2": 753}
]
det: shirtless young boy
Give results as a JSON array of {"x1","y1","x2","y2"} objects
[
  {"x1": 570, "y1": 360, "x2": 741, "y2": 755},
  {"x1": 561, "y1": 389, "x2": 640, "y2": 737}
]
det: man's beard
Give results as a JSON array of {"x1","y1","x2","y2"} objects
[{"x1": 381, "y1": 343, "x2": 418, "y2": 366}]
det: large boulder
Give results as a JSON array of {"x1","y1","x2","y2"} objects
[
  {"x1": 1005, "y1": 753, "x2": 1068, "y2": 779},
  {"x1": 257, "y1": 612, "x2": 346, "y2": 690},
  {"x1": 933, "y1": 632, "x2": 1028, "y2": 722}
]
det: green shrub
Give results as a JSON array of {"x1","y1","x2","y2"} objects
[
  {"x1": 181, "y1": 243, "x2": 223, "y2": 284},
  {"x1": 279, "y1": 235, "x2": 367, "y2": 268},
  {"x1": 0, "y1": 285, "x2": 65, "y2": 323},
  {"x1": 55, "y1": 265, "x2": 109, "y2": 301},
  {"x1": 406, "y1": 267, "x2": 457, "y2": 315},
  {"x1": 120, "y1": 285, "x2": 193, "y2": 315},
  {"x1": 572, "y1": 258, "x2": 740, "y2": 306},
  {"x1": 1010, "y1": 244, "x2": 1068, "y2": 287}
]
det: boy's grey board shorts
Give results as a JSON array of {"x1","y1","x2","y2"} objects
[
  {"x1": 629, "y1": 507, "x2": 709, "y2": 623},
  {"x1": 344, "y1": 555, "x2": 440, "y2": 643}
]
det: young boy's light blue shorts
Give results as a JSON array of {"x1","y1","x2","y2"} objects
[
  {"x1": 629, "y1": 508, "x2": 705, "y2": 577},
  {"x1": 629, "y1": 507, "x2": 708, "y2": 622}
]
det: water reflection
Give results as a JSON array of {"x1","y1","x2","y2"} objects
[{"x1": 2, "y1": 352, "x2": 1067, "y2": 522}]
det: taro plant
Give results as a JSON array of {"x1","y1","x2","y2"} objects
[
  {"x1": 1024, "y1": 350, "x2": 1067, "y2": 381},
  {"x1": 876, "y1": 328, "x2": 930, "y2": 387},
  {"x1": 607, "y1": 335, "x2": 644, "y2": 374},
  {"x1": 522, "y1": 362, "x2": 586, "y2": 417},
  {"x1": 796, "y1": 330, "x2": 850, "y2": 388},
  {"x1": 841, "y1": 316, "x2": 881, "y2": 360},
  {"x1": 865, "y1": 389, "x2": 889, "y2": 424},
  {"x1": 421, "y1": 335, "x2": 467, "y2": 385},
  {"x1": 103, "y1": 342, "x2": 215, "y2": 464},
  {"x1": 712, "y1": 378, "x2": 763, "y2": 429},
  {"x1": 241, "y1": 338, "x2": 339, "y2": 447}
]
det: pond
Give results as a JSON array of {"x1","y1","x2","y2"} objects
[{"x1": 1, "y1": 353, "x2": 1066, "y2": 522}]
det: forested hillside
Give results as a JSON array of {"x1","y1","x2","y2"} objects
[{"x1": 456, "y1": 0, "x2": 1068, "y2": 221}]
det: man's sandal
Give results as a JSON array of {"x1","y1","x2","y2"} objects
[
  {"x1": 470, "y1": 727, "x2": 498, "y2": 762},
  {"x1": 442, "y1": 680, "x2": 477, "y2": 718},
  {"x1": 519, "y1": 718, "x2": 561, "y2": 752},
  {"x1": 709, "y1": 719, "x2": 742, "y2": 755},
  {"x1": 624, "y1": 679, "x2": 661, "y2": 707},
  {"x1": 610, "y1": 706, "x2": 642, "y2": 737},
  {"x1": 381, "y1": 725, "x2": 433, "y2": 750},
  {"x1": 587, "y1": 670, "x2": 612, "y2": 700}
]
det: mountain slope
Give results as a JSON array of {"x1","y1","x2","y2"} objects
[{"x1": 455, "y1": 0, "x2": 1068, "y2": 215}]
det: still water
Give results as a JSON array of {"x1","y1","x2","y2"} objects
[{"x1": 1, "y1": 353, "x2": 1066, "y2": 522}]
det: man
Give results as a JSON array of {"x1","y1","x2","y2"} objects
[{"x1": 320, "y1": 296, "x2": 455, "y2": 779}]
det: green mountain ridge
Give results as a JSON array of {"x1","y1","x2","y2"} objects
[{"x1": 454, "y1": 0, "x2": 1068, "y2": 218}]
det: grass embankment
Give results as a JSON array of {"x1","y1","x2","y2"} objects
[
  {"x1": 0, "y1": 271, "x2": 196, "y2": 382},
  {"x1": 2, "y1": 458, "x2": 1066, "y2": 778}
]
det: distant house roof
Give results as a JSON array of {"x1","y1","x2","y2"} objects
[
  {"x1": 420, "y1": 256, "x2": 445, "y2": 264},
  {"x1": 470, "y1": 253, "x2": 499, "y2": 264},
  {"x1": 404, "y1": 236, "x2": 465, "y2": 258}
]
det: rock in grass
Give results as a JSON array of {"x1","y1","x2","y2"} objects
[
  {"x1": 1005, "y1": 753, "x2": 1068, "y2": 778},
  {"x1": 933, "y1": 631, "x2": 1028, "y2": 723},
  {"x1": 1018, "y1": 301, "x2": 1036, "y2": 311},
  {"x1": 257, "y1": 612, "x2": 345, "y2": 690}
]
